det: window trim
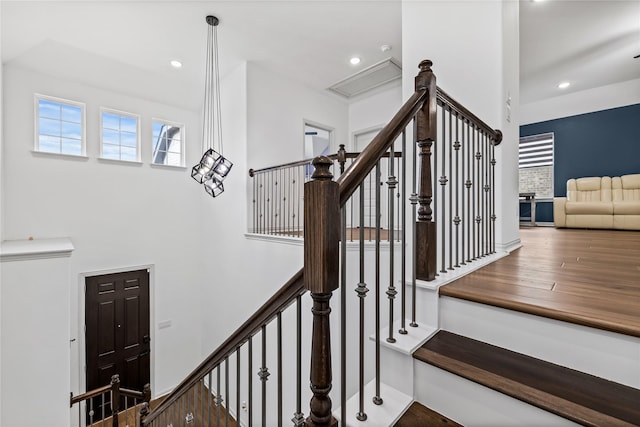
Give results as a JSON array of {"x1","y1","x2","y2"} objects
[
  {"x1": 150, "y1": 118, "x2": 185, "y2": 167},
  {"x1": 34, "y1": 93, "x2": 87, "y2": 157},
  {"x1": 99, "y1": 107, "x2": 141, "y2": 163}
]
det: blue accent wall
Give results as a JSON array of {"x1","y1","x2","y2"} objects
[{"x1": 520, "y1": 103, "x2": 640, "y2": 198}]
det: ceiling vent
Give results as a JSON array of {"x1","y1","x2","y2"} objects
[{"x1": 328, "y1": 57, "x2": 402, "y2": 98}]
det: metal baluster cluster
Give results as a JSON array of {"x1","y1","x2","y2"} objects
[
  {"x1": 141, "y1": 292, "x2": 307, "y2": 427},
  {"x1": 250, "y1": 163, "x2": 307, "y2": 237},
  {"x1": 426, "y1": 96, "x2": 501, "y2": 280}
]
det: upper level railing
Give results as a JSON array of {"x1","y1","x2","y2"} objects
[
  {"x1": 248, "y1": 149, "x2": 404, "y2": 242},
  {"x1": 140, "y1": 60, "x2": 502, "y2": 427}
]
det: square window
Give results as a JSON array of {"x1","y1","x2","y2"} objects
[
  {"x1": 100, "y1": 108, "x2": 140, "y2": 162},
  {"x1": 151, "y1": 120, "x2": 185, "y2": 166},
  {"x1": 35, "y1": 95, "x2": 85, "y2": 156}
]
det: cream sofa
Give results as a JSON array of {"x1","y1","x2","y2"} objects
[{"x1": 553, "y1": 174, "x2": 640, "y2": 230}]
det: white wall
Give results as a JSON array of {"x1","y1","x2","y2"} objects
[
  {"x1": 401, "y1": 0, "x2": 520, "y2": 251},
  {"x1": 348, "y1": 82, "x2": 403, "y2": 144},
  {"x1": 1, "y1": 248, "x2": 72, "y2": 427},
  {"x1": 246, "y1": 62, "x2": 349, "y2": 170},
  {"x1": 2, "y1": 63, "x2": 205, "y2": 403},
  {"x1": 520, "y1": 77, "x2": 640, "y2": 125},
  {"x1": 199, "y1": 60, "x2": 349, "y2": 354}
]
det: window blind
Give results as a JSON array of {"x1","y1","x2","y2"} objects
[{"x1": 519, "y1": 132, "x2": 554, "y2": 168}]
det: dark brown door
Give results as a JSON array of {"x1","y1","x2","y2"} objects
[{"x1": 85, "y1": 269, "x2": 150, "y2": 420}]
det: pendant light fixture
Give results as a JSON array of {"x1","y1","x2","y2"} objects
[{"x1": 191, "y1": 15, "x2": 232, "y2": 197}]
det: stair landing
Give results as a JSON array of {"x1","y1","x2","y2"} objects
[{"x1": 440, "y1": 228, "x2": 640, "y2": 338}]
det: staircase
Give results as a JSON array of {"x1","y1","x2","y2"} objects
[{"x1": 132, "y1": 59, "x2": 639, "y2": 427}]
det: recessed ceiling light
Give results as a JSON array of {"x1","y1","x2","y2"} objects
[
  {"x1": 170, "y1": 60, "x2": 183, "y2": 69},
  {"x1": 350, "y1": 57, "x2": 361, "y2": 65},
  {"x1": 558, "y1": 81, "x2": 570, "y2": 89}
]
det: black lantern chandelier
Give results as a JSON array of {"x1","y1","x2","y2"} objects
[{"x1": 191, "y1": 15, "x2": 232, "y2": 197}]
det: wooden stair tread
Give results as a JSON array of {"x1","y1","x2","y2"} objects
[
  {"x1": 394, "y1": 402, "x2": 463, "y2": 427},
  {"x1": 414, "y1": 330, "x2": 640, "y2": 426}
]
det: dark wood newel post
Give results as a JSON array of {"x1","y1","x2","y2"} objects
[
  {"x1": 110, "y1": 374, "x2": 120, "y2": 427},
  {"x1": 304, "y1": 156, "x2": 340, "y2": 427},
  {"x1": 415, "y1": 60, "x2": 438, "y2": 281}
]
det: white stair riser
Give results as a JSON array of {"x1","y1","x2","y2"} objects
[
  {"x1": 414, "y1": 362, "x2": 581, "y2": 427},
  {"x1": 440, "y1": 297, "x2": 640, "y2": 388}
]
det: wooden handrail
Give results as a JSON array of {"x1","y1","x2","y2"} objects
[
  {"x1": 70, "y1": 384, "x2": 111, "y2": 407},
  {"x1": 249, "y1": 151, "x2": 403, "y2": 177},
  {"x1": 336, "y1": 90, "x2": 428, "y2": 205},
  {"x1": 143, "y1": 268, "x2": 306, "y2": 424},
  {"x1": 436, "y1": 86, "x2": 502, "y2": 145}
]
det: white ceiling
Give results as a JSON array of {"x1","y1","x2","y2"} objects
[
  {"x1": 1, "y1": 0, "x2": 403, "y2": 110},
  {"x1": 2, "y1": 1, "x2": 639, "y2": 110},
  {"x1": 520, "y1": 0, "x2": 640, "y2": 104}
]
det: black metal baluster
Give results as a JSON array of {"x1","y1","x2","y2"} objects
[
  {"x1": 275, "y1": 170, "x2": 280, "y2": 235},
  {"x1": 356, "y1": 183, "x2": 368, "y2": 420},
  {"x1": 387, "y1": 150, "x2": 397, "y2": 344},
  {"x1": 466, "y1": 121, "x2": 472, "y2": 263},
  {"x1": 225, "y1": 358, "x2": 230, "y2": 426},
  {"x1": 368, "y1": 169, "x2": 373, "y2": 241},
  {"x1": 475, "y1": 126, "x2": 481, "y2": 260},
  {"x1": 237, "y1": 348, "x2": 241, "y2": 427},
  {"x1": 374, "y1": 161, "x2": 383, "y2": 405},
  {"x1": 410, "y1": 119, "x2": 418, "y2": 328},
  {"x1": 491, "y1": 140, "x2": 497, "y2": 254},
  {"x1": 460, "y1": 119, "x2": 466, "y2": 266},
  {"x1": 340, "y1": 203, "x2": 347, "y2": 426},
  {"x1": 252, "y1": 172, "x2": 257, "y2": 233},
  {"x1": 448, "y1": 108, "x2": 454, "y2": 270},
  {"x1": 433, "y1": 116, "x2": 438, "y2": 273},
  {"x1": 201, "y1": 376, "x2": 205, "y2": 427},
  {"x1": 248, "y1": 335, "x2": 253, "y2": 427},
  {"x1": 208, "y1": 371, "x2": 213, "y2": 427},
  {"x1": 440, "y1": 105, "x2": 447, "y2": 274},
  {"x1": 483, "y1": 132, "x2": 489, "y2": 256},
  {"x1": 277, "y1": 313, "x2": 282, "y2": 427},
  {"x1": 292, "y1": 296, "x2": 304, "y2": 426},
  {"x1": 259, "y1": 325, "x2": 269, "y2": 427},
  {"x1": 216, "y1": 365, "x2": 221, "y2": 427},
  {"x1": 454, "y1": 113, "x2": 461, "y2": 268},
  {"x1": 471, "y1": 124, "x2": 477, "y2": 261},
  {"x1": 397, "y1": 155, "x2": 401, "y2": 243},
  {"x1": 400, "y1": 130, "x2": 408, "y2": 335}
]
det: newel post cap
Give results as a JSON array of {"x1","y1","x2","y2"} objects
[{"x1": 311, "y1": 156, "x2": 334, "y2": 180}]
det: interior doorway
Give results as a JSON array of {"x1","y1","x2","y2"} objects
[
  {"x1": 85, "y1": 269, "x2": 150, "y2": 421},
  {"x1": 354, "y1": 127, "x2": 388, "y2": 229}
]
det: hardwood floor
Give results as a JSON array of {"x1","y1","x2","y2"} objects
[{"x1": 440, "y1": 227, "x2": 640, "y2": 337}]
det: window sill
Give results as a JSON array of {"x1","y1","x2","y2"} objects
[
  {"x1": 150, "y1": 163, "x2": 187, "y2": 171},
  {"x1": 98, "y1": 157, "x2": 143, "y2": 166},
  {"x1": 31, "y1": 150, "x2": 89, "y2": 161}
]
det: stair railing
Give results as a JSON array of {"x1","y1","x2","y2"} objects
[
  {"x1": 70, "y1": 374, "x2": 151, "y2": 427},
  {"x1": 140, "y1": 59, "x2": 502, "y2": 427},
  {"x1": 248, "y1": 148, "x2": 404, "y2": 242}
]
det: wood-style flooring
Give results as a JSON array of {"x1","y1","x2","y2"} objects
[{"x1": 440, "y1": 227, "x2": 640, "y2": 337}]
